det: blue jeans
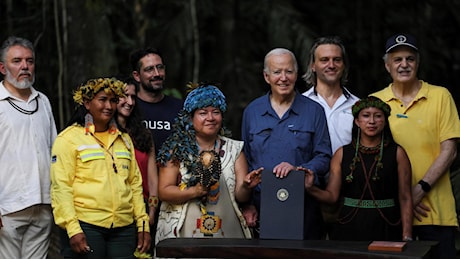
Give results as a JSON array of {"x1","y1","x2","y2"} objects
[{"x1": 60, "y1": 221, "x2": 136, "y2": 259}]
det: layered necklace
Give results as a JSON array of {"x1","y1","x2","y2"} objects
[
  {"x1": 91, "y1": 131, "x2": 118, "y2": 174},
  {"x1": 195, "y1": 139, "x2": 224, "y2": 236},
  {"x1": 7, "y1": 96, "x2": 39, "y2": 115},
  {"x1": 196, "y1": 139, "x2": 222, "y2": 205},
  {"x1": 346, "y1": 132, "x2": 386, "y2": 183}
]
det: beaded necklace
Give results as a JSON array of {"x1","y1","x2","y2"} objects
[
  {"x1": 7, "y1": 96, "x2": 38, "y2": 115},
  {"x1": 195, "y1": 139, "x2": 223, "y2": 217},
  {"x1": 339, "y1": 132, "x2": 401, "y2": 226},
  {"x1": 91, "y1": 131, "x2": 118, "y2": 174},
  {"x1": 346, "y1": 130, "x2": 387, "y2": 183}
]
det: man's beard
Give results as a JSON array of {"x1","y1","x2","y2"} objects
[
  {"x1": 5, "y1": 69, "x2": 34, "y2": 89},
  {"x1": 141, "y1": 78, "x2": 164, "y2": 93}
]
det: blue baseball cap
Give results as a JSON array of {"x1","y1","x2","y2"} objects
[{"x1": 385, "y1": 34, "x2": 418, "y2": 53}]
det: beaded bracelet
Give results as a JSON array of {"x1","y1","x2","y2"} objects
[{"x1": 148, "y1": 195, "x2": 159, "y2": 208}]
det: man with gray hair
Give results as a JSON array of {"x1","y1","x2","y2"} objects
[
  {"x1": 0, "y1": 36, "x2": 57, "y2": 258},
  {"x1": 241, "y1": 48, "x2": 331, "y2": 239},
  {"x1": 372, "y1": 33, "x2": 460, "y2": 258}
]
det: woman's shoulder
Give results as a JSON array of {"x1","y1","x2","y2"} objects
[
  {"x1": 220, "y1": 136, "x2": 243, "y2": 145},
  {"x1": 220, "y1": 136, "x2": 243, "y2": 151},
  {"x1": 57, "y1": 124, "x2": 82, "y2": 137}
]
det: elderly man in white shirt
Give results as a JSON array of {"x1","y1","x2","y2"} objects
[{"x1": 0, "y1": 36, "x2": 57, "y2": 258}]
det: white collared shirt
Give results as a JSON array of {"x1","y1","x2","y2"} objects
[
  {"x1": 303, "y1": 87, "x2": 359, "y2": 154},
  {"x1": 0, "y1": 81, "x2": 57, "y2": 215}
]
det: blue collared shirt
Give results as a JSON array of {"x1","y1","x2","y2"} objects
[{"x1": 242, "y1": 91, "x2": 332, "y2": 185}]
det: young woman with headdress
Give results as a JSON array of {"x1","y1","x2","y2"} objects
[
  {"x1": 155, "y1": 83, "x2": 262, "y2": 244},
  {"x1": 302, "y1": 96, "x2": 413, "y2": 241},
  {"x1": 50, "y1": 78, "x2": 150, "y2": 258}
]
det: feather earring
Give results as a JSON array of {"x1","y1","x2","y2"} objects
[{"x1": 84, "y1": 113, "x2": 95, "y2": 134}]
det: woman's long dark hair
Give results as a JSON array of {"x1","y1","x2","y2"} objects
[
  {"x1": 66, "y1": 105, "x2": 87, "y2": 128},
  {"x1": 118, "y1": 76, "x2": 153, "y2": 154},
  {"x1": 121, "y1": 103, "x2": 153, "y2": 154}
]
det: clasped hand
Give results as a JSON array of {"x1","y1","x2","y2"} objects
[
  {"x1": 193, "y1": 183, "x2": 209, "y2": 199},
  {"x1": 296, "y1": 166, "x2": 314, "y2": 190}
]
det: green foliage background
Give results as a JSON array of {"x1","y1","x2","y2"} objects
[
  {"x1": 2, "y1": 1, "x2": 460, "y2": 257},
  {"x1": 1, "y1": 0, "x2": 460, "y2": 139}
]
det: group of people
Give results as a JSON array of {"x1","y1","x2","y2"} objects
[{"x1": 0, "y1": 32, "x2": 459, "y2": 259}]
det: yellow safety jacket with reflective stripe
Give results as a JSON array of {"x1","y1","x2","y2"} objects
[{"x1": 50, "y1": 124, "x2": 149, "y2": 238}]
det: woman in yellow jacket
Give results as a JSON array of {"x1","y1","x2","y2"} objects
[{"x1": 50, "y1": 78, "x2": 150, "y2": 258}]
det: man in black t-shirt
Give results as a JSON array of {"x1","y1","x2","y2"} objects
[
  {"x1": 130, "y1": 48, "x2": 183, "y2": 253},
  {"x1": 130, "y1": 48, "x2": 183, "y2": 156}
]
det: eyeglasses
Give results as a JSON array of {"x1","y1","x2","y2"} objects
[{"x1": 143, "y1": 64, "x2": 166, "y2": 73}]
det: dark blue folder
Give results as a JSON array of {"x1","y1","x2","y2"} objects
[{"x1": 259, "y1": 169, "x2": 305, "y2": 240}]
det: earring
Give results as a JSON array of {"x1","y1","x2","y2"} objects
[
  {"x1": 84, "y1": 113, "x2": 95, "y2": 134},
  {"x1": 108, "y1": 118, "x2": 117, "y2": 134}
]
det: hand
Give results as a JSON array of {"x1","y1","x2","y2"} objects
[
  {"x1": 273, "y1": 162, "x2": 296, "y2": 178},
  {"x1": 194, "y1": 183, "x2": 208, "y2": 199},
  {"x1": 245, "y1": 167, "x2": 263, "y2": 188},
  {"x1": 414, "y1": 201, "x2": 430, "y2": 222},
  {"x1": 297, "y1": 167, "x2": 314, "y2": 189},
  {"x1": 242, "y1": 204, "x2": 258, "y2": 227},
  {"x1": 412, "y1": 183, "x2": 426, "y2": 206},
  {"x1": 137, "y1": 231, "x2": 151, "y2": 253},
  {"x1": 69, "y1": 232, "x2": 91, "y2": 254},
  {"x1": 412, "y1": 183, "x2": 431, "y2": 221}
]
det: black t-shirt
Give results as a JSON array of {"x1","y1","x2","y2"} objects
[{"x1": 136, "y1": 95, "x2": 183, "y2": 156}]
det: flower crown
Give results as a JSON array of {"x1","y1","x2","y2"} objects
[
  {"x1": 352, "y1": 96, "x2": 391, "y2": 118},
  {"x1": 73, "y1": 77, "x2": 126, "y2": 105}
]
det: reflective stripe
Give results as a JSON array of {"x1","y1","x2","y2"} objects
[
  {"x1": 80, "y1": 150, "x2": 105, "y2": 162},
  {"x1": 115, "y1": 150, "x2": 131, "y2": 159},
  {"x1": 77, "y1": 144, "x2": 101, "y2": 151},
  {"x1": 344, "y1": 197, "x2": 395, "y2": 208}
]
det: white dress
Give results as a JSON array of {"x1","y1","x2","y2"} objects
[{"x1": 155, "y1": 136, "x2": 252, "y2": 244}]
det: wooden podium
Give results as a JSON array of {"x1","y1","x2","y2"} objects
[{"x1": 155, "y1": 238, "x2": 438, "y2": 258}]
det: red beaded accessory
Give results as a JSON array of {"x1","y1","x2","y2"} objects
[{"x1": 148, "y1": 196, "x2": 159, "y2": 208}]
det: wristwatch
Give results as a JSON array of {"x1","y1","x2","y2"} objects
[{"x1": 418, "y1": 180, "x2": 431, "y2": 193}]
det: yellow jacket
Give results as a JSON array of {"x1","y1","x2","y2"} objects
[{"x1": 51, "y1": 124, "x2": 149, "y2": 238}]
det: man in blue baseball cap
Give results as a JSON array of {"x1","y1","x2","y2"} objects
[
  {"x1": 384, "y1": 33, "x2": 418, "y2": 53},
  {"x1": 373, "y1": 33, "x2": 460, "y2": 258}
]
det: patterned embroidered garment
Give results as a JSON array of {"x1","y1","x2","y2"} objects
[{"x1": 155, "y1": 136, "x2": 252, "y2": 244}]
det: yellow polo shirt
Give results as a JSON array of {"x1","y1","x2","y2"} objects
[
  {"x1": 372, "y1": 80, "x2": 460, "y2": 226},
  {"x1": 51, "y1": 125, "x2": 149, "y2": 238}
]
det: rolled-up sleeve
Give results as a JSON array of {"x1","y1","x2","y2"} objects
[{"x1": 299, "y1": 104, "x2": 332, "y2": 180}]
